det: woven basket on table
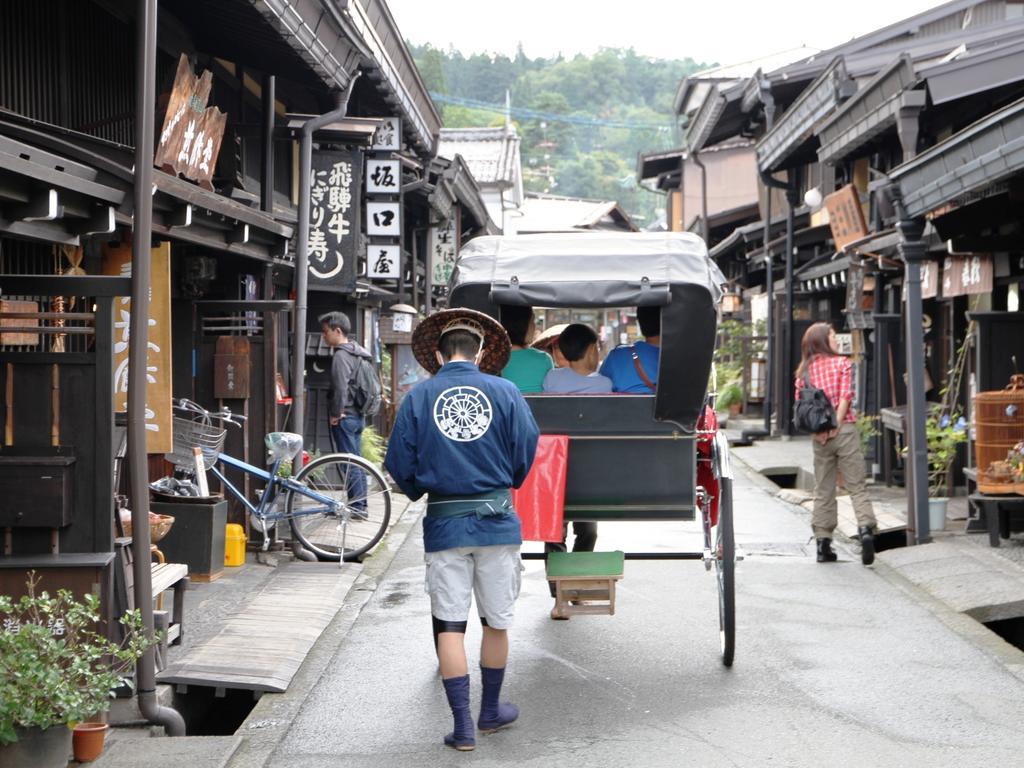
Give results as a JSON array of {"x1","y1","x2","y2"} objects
[{"x1": 122, "y1": 514, "x2": 175, "y2": 543}]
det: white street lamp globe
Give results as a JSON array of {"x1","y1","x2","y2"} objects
[{"x1": 804, "y1": 187, "x2": 823, "y2": 209}]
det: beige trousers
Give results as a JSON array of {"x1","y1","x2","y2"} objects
[{"x1": 811, "y1": 422, "x2": 876, "y2": 539}]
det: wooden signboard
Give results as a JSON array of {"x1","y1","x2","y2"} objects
[
  {"x1": 214, "y1": 337, "x2": 251, "y2": 399},
  {"x1": 103, "y1": 242, "x2": 172, "y2": 453},
  {"x1": 824, "y1": 184, "x2": 869, "y2": 251},
  {"x1": 154, "y1": 54, "x2": 227, "y2": 190},
  {"x1": 942, "y1": 254, "x2": 993, "y2": 297}
]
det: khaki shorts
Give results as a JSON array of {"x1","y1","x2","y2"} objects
[{"x1": 424, "y1": 544, "x2": 522, "y2": 630}]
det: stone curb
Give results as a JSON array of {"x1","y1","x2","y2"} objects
[
  {"x1": 870, "y1": 552, "x2": 1024, "y2": 683},
  {"x1": 224, "y1": 495, "x2": 425, "y2": 768}
]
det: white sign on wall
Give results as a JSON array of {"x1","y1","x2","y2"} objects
[
  {"x1": 365, "y1": 159, "x2": 400, "y2": 194},
  {"x1": 367, "y1": 244, "x2": 401, "y2": 279},
  {"x1": 371, "y1": 117, "x2": 401, "y2": 151},
  {"x1": 367, "y1": 201, "x2": 401, "y2": 237}
]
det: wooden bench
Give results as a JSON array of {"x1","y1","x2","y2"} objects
[
  {"x1": 546, "y1": 551, "x2": 624, "y2": 619},
  {"x1": 115, "y1": 539, "x2": 188, "y2": 653}
]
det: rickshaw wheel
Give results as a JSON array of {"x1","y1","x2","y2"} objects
[{"x1": 716, "y1": 477, "x2": 736, "y2": 668}]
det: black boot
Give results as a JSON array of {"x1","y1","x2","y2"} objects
[
  {"x1": 816, "y1": 538, "x2": 838, "y2": 563},
  {"x1": 858, "y1": 526, "x2": 875, "y2": 566}
]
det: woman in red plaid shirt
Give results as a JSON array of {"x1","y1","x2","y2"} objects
[{"x1": 795, "y1": 323, "x2": 877, "y2": 565}]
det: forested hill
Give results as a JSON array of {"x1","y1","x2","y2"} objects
[{"x1": 410, "y1": 45, "x2": 710, "y2": 227}]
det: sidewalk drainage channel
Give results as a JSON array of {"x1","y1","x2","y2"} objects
[
  {"x1": 172, "y1": 686, "x2": 261, "y2": 735},
  {"x1": 982, "y1": 616, "x2": 1024, "y2": 653}
]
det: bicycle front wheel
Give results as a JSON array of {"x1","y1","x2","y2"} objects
[{"x1": 286, "y1": 452, "x2": 391, "y2": 561}]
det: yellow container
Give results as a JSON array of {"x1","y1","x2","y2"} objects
[{"x1": 224, "y1": 524, "x2": 246, "y2": 567}]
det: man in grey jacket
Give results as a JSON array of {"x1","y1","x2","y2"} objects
[{"x1": 319, "y1": 311, "x2": 371, "y2": 519}]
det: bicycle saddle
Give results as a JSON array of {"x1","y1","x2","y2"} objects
[{"x1": 265, "y1": 431, "x2": 303, "y2": 460}]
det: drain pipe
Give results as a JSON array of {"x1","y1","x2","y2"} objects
[
  {"x1": 691, "y1": 151, "x2": 710, "y2": 242},
  {"x1": 291, "y1": 73, "x2": 361, "y2": 441},
  {"x1": 128, "y1": 0, "x2": 185, "y2": 735}
]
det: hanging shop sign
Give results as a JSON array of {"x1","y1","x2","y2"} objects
[
  {"x1": 943, "y1": 254, "x2": 992, "y2": 297},
  {"x1": 429, "y1": 212, "x2": 460, "y2": 292},
  {"x1": 309, "y1": 149, "x2": 362, "y2": 291},
  {"x1": 103, "y1": 242, "x2": 173, "y2": 454},
  {"x1": 920, "y1": 259, "x2": 939, "y2": 299},
  {"x1": 371, "y1": 117, "x2": 401, "y2": 151},
  {"x1": 154, "y1": 54, "x2": 227, "y2": 189},
  {"x1": 823, "y1": 184, "x2": 868, "y2": 251},
  {"x1": 366, "y1": 159, "x2": 401, "y2": 194},
  {"x1": 367, "y1": 244, "x2": 401, "y2": 279},
  {"x1": 366, "y1": 201, "x2": 401, "y2": 237}
]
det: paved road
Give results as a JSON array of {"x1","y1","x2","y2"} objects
[{"x1": 257, "y1": 466, "x2": 1024, "y2": 767}]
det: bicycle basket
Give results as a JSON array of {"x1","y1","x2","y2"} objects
[{"x1": 166, "y1": 415, "x2": 227, "y2": 471}]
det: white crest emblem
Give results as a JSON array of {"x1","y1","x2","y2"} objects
[{"x1": 433, "y1": 386, "x2": 493, "y2": 442}]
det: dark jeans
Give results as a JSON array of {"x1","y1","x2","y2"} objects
[
  {"x1": 330, "y1": 414, "x2": 366, "y2": 513},
  {"x1": 544, "y1": 521, "x2": 598, "y2": 597}
]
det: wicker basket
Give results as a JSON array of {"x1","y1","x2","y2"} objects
[
  {"x1": 122, "y1": 514, "x2": 175, "y2": 543},
  {"x1": 974, "y1": 375, "x2": 1024, "y2": 478}
]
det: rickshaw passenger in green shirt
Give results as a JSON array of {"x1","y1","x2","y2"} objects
[{"x1": 499, "y1": 305, "x2": 553, "y2": 392}]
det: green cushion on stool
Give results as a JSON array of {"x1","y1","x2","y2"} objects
[{"x1": 546, "y1": 551, "x2": 624, "y2": 579}]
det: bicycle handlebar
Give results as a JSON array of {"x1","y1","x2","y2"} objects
[{"x1": 173, "y1": 397, "x2": 246, "y2": 426}]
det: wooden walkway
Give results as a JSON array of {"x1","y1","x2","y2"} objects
[{"x1": 157, "y1": 563, "x2": 358, "y2": 693}]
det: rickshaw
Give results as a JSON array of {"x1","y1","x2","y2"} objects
[{"x1": 446, "y1": 231, "x2": 737, "y2": 667}]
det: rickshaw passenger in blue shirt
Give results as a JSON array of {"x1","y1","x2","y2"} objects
[
  {"x1": 599, "y1": 305, "x2": 660, "y2": 393},
  {"x1": 384, "y1": 308, "x2": 539, "y2": 752}
]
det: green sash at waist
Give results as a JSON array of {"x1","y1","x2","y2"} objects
[{"x1": 426, "y1": 490, "x2": 512, "y2": 519}]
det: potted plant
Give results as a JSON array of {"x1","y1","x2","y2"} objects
[
  {"x1": 925, "y1": 408, "x2": 968, "y2": 531},
  {"x1": 855, "y1": 413, "x2": 881, "y2": 478},
  {"x1": 716, "y1": 380, "x2": 744, "y2": 416},
  {"x1": 0, "y1": 573, "x2": 156, "y2": 767}
]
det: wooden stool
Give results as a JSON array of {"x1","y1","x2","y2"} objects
[{"x1": 546, "y1": 551, "x2": 624, "y2": 619}]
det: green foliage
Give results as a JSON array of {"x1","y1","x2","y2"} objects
[
  {"x1": 410, "y1": 44, "x2": 709, "y2": 226},
  {"x1": 716, "y1": 381, "x2": 743, "y2": 411},
  {"x1": 712, "y1": 319, "x2": 765, "y2": 397},
  {"x1": 360, "y1": 426, "x2": 386, "y2": 467},
  {"x1": 0, "y1": 573, "x2": 157, "y2": 744},
  {"x1": 854, "y1": 414, "x2": 881, "y2": 456},
  {"x1": 925, "y1": 408, "x2": 968, "y2": 498}
]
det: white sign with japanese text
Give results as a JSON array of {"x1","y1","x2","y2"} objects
[
  {"x1": 367, "y1": 244, "x2": 401, "y2": 279},
  {"x1": 367, "y1": 201, "x2": 401, "y2": 237},
  {"x1": 429, "y1": 216, "x2": 459, "y2": 289},
  {"x1": 371, "y1": 117, "x2": 401, "y2": 151},
  {"x1": 365, "y1": 159, "x2": 400, "y2": 194}
]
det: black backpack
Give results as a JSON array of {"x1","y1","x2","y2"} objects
[
  {"x1": 349, "y1": 355, "x2": 382, "y2": 418},
  {"x1": 793, "y1": 368, "x2": 837, "y2": 434}
]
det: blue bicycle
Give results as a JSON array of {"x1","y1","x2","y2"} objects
[{"x1": 166, "y1": 399, "x2": 392, "y2": 561}]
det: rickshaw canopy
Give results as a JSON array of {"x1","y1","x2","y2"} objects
[{"x1": 447, "y1": 232, "x2": 726, "y2": 430}]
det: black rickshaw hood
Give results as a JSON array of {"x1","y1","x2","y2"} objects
[{"x1": 446, "y1": 232, "x2": 726, "y2": 431}]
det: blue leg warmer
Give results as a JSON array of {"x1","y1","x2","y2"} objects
[
  {"x1": 441, "y1": 675, "x2": 476, "y2": 751},
  {"x1": 477, "y1": 666, "x2": 519, "y2": 733}
]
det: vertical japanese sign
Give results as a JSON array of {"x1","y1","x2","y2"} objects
[
  {"x1": 365, "y1": 118, "x2": 402, "y2": 284},
  {"x1": 154, "y1": 54, "x2": 227, "y2": 190},
  {"x1": 103, "y1": 242, "x2": 172, "y2": 453},
  {"x1": 823, "y1": 184, "x2": 868, "y2": 251},
  {"x1": 309, "y1": 149, "x2": 362, "y2": 292},
  {"x1": 430, "y1": 211, "x2": 460, "y2": 293},
  {"x1": 371, "y1": 117, "x2": 401, "y2": 151}
]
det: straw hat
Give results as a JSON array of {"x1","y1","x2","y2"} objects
[
  {"x1": 411, "y1": 308, "x2": 511, "y2": 375},
  {"x1": 531, "y1": 323, "x2": 569, "y2": 351}
]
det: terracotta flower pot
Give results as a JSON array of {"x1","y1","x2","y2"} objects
[{"x1": 72, "y1": 722, "x2": 109, "y2": 762}]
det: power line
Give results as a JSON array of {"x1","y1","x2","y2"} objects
[{"x1": 430, "y1": 92, "x2": 671, "y2": 132}]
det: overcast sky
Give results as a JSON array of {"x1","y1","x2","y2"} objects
[{"x1": 387, "y1": 0, "x2": 945, "y2": 67}]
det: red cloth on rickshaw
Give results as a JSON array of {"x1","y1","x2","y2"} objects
[{"x1": 512, "y1": 434, "x2": 568, "y2": 542}]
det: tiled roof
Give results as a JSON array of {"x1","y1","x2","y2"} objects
[
  {"x1": 436, "y1": 126, "x2": 521, "y2": 186},
  {"x1": 516, "y1": 194, "x2": 637, "y2": 233}
]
